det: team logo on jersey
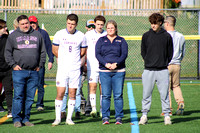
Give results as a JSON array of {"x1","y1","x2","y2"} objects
[
  {"x1": 104, "y1": 40, "x2": 108, "y2": 42},
  {"x1": 116, "y1": 40, "x2": 121, "y2": 42},
  {"x1": 25, "y1": 40, "x2": 29, "y2": 45},
  {"x1": 89, "y1": 78, "x2": 93, "y2": 81}
]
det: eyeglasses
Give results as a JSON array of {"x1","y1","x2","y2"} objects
[
  {"x1": 0, "y1": 26, "x2": 7, "y2": 29},
  {"x1": 87, "y1": 25, "x2": 95, "y2": 28}
]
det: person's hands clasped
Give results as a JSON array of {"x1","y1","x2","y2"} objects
[{"x1": 105, "y1": 63, "x2": 117, "y2": 70}]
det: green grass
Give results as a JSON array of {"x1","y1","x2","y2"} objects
[{"x1": 0, "y1": 80, "x2": 200, "y2": 133}]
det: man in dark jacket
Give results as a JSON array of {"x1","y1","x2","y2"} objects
[
  {"x1": 5, "y1": 15, "x2": 46, "y2": 128},
  {"x1": 0, "y1": 19, "x2": 13, "y2": 117},
  {"x1": 28, "y1": 15, "x2": 54, "y2": 111},
  {"x1": 139, "y1": 13, "x2": 173, "y2": 125}
]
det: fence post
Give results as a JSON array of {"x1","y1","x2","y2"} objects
[
  {"x1": 198, "y1": 10, "x2": 200, "y2": 79},
  {"x1": 4, "y1": 9, "x2": 7, "y2": 21}
]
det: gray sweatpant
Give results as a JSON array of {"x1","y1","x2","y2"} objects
[{"x1": 141, "y1": 69, "x2": 171, "y2": 114}]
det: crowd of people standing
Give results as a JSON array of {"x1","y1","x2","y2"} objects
[{"x1": 0, "y1": 12, "x2": 186, "y2": 128}]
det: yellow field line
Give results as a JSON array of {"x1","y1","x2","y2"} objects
[{"x1": 0, "y1": 85, "x2": 48, "y2": 125}]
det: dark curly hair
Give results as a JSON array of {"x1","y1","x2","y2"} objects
[{"x1": 149, "y1": 13, "x2": 164, "y2": 25}]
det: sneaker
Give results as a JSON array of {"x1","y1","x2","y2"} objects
[
  {"x1": 115, "y1": 118, "x2": 122, "y2": 125},
  {"x1": 75, "y1": 112, "x2": 81, "y2": 119},
  {"x1": 164, "y1": 116, "x2": 172, "y2": 125},
  {"x1": 7, "y1": 113, "x2": 12, "y2": 118},
  {"x1": 66, "y1": 119, "x2": 75, "y2": 125},
  {"x1": 160, "y1": 112, "x2": 173, "y2": 116},
  {"x1": 61, "y1": 112, "x2": 66, "y2": 119},
  {"x1": 37, "y1": 107, "x2": 44, "y2": 111},
  {"x1": 176, "y1": 102, "x2": 184, "y2": 115},
  {"x1": 14, "y1": 121, "x2": 22, "y2": 128},
  {"x1": 102, "y1": 118, "x2": 109, "y2": 125},
  {"x1": 138, "y1": 115, "x2": 147, "y2": 125},
  {"x1": 90, "y1": 110, "x2": 97, "y2": 117},
  {"x1": 0, "y1": 106, "x2": 5, "y2": 112},
  {"x1": 85, "y1": 111, "x2": 91, "y2": 117},
  {"x1": 24, "y1": 121, "x2": 34, "y2": 127},
  {"x1": 52, "y1": 119, "x2": 61, "y2": 126}
]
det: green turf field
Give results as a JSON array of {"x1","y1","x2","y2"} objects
[{"x1": 0, "y1": 80, "x2": 199, "y2": 133}]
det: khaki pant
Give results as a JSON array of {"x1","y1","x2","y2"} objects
[{"x1": 168, "y1": 64, "x2": 184, "y2": 110}]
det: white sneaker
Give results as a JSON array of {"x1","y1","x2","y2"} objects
[
  {"x1": 138, "y1": 115, "x2": 147, "y2": 125},
  {"x1": 66, "y1": 119, "x2": 75, "y2": 125},
  {"x1": 164, "y1": 116, "x2": 172, "y2": 125},
  {"x1": 52, "y1": 119, "x2": 61, "y2": 126},
  {"x1": 90, "y1": 110, "x2": 97, "y2": 117}
]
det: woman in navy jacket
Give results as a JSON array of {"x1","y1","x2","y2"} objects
[{"x1": 95, "y1": 20, "x2": 128, "y2": 125}]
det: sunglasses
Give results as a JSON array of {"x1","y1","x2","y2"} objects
[{"x1": 87, "y1": 25, "x2": 95, "y2": 28}]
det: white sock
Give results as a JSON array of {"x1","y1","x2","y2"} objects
[
  {"x1": 100, "y1": 95, "x2": 102, "y2": 112},
  {"x1": 67, "y1": 99, "x2": 76, "y2": 120},
  {"x1": 90, "y1": 94, "x2": 96, "y2": 111},
  {"x1": 55, "y1": 99, "x2": 63, "y2": 121}
]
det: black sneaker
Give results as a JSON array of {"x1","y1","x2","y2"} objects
[
  {"x1": 102, "y1": 118, "x2": 109, "y2": 125},
  {"x1": 115, "y1": 118, "x2": 122, "y2": 125},
  {"x1": 0, "y1": 106, "x2": 5, "y2": 112}
]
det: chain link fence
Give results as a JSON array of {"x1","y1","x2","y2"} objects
[{"x1": 0, "y1": 9, "x2": 199, "y2": 79}]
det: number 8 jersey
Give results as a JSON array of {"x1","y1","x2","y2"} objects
[{"x1": 53, "y1": 29, "x2": 87, "y2": 71}]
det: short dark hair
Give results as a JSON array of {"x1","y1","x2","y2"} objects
[
  {"x1": 0, "y1": 19, "x2": 6, "y2": 29},
  {"x1": 67, "y1": 13, "x2": 78, "y2": 24},
  {"x1": 94, "y1": 15, "x2": 106, "y2": 24},
  {"x1": 149, "y1": 13, "x2": 164, "y2": 25},
  {"x1": 17, "y1": 15, "x2": 29, "y2": 23}
]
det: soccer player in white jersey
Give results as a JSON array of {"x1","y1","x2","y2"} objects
[
  {"x1": 52, "y1": 14, "x2": 87, "y2": 126},
  {"x1": 83, "y1": 15, "x2": 107, "y2": 117}
]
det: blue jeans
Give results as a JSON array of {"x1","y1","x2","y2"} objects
[
  {"x1": 12, "y1": 70, "x2": 38, "y2": 123},
  {"x1": 99, "y1": 72, "x2": 125, "y2": 119},
  {"x1": 61, "y1": 76, "x2": 81, "y2": 113},
  {"x1": 36, "y1": 67, "x2": 45, "y2": 108}
]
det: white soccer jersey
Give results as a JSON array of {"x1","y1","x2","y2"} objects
[
  {"x1": 53, "y1": 29, "x2": 87, "y2": 71},
  {"x1": 83, "y1": 29, "x2": 107, "y2": 71}
]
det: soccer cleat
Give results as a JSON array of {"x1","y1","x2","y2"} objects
[
  {"x1": 90, "y1": 110, "x2": 97, "y2": 117},
  {"x1": 138, "y1": 115, "x2": 147, "y2": 125},
  {"x1": 160, "y1": 112, "x2": 172, "y2": 116},
  {"x1": 176, "y1": 102, "x2": 184, "y2": 115},
  {"x1": 115, "y1": 118, "x2": 122, "y2": 125},
  {"x1": 102, "y1": 118, "x2": 109, "y2": 125},
  {"x1": 164, "y1": 116, "x2": 172, "y2": 125},
  {"x1": 66, "y1": 119, "x2": 75, "y2": 125},
  {"x1": 52, "y1": 119, "x2": 61, "y2": 126}
]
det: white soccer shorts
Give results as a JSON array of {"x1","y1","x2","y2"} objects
[{"x1": 56, "y1": 69, "x2": 80, "y2": 88}]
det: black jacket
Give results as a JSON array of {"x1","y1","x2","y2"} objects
[
  {"x1": 0, "y1": 34, "x2": 11, "y2": 72},
  {"x1": 141, "y1": 28, "x2": 173, "y2": 70}
]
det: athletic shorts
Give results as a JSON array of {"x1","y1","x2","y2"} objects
[
  {"x1": 56, "y1": 69, "x2": 80, "y2": 88},
  {"x1": 87, "y1": 70, "x2": 100, "y2": 84}
]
